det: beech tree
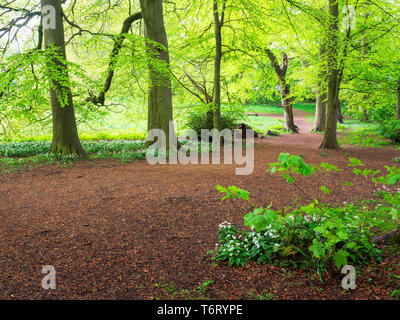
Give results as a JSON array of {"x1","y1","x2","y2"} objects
[
  {"x1": 212, "y1": 0, "x2": 227, "y2": 131},
  {"x1": 139, "y1": 0, "x2": 176, "y2": 148},
  {"x1": 41, "y1": 0, "x2": 86, "y2": 156},
  {"x1": 313, "y1": 41, "x2": 327, "y2": 132},
  {"x1": 320, "y1": 0, "x2": 340, "y2": 149}
]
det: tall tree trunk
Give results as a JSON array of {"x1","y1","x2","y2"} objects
[
  {"x1": 336, "y1": 56, "x2": 345, "y2": 125},
  {"x1": 360, "y1": 13, "x2": 370, "y2": 121},
  {"x1": 139, "y1": 0, "x2": 175, "y2": 148},
  {"x1": 213, "y1": 0, "x2": 226, "y2": 131},
  {"x1": 279, "y1": 82, "x2": 297, "y2": 132},
  {"x1": 336, "y1": 97, "x2": 344, "y2": 123},
  {"x1": 266, "y1": 50, "x2": 298, "y2": 133},
  {"x1": 314, "y1": 91, "x2": 327, "y2": 132},
  {"x1": 313, "y1": 42, "x2": 327, "y2": 132},
  {"x1": 41, "y1": 0, "x2": 86, "y2": 157},
  {"x1": 320, "y1": 0, "x2": 340, "y2": 149}
]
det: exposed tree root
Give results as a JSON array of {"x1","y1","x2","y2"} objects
[{"x1": 50, "y1": 142, "x2": 87, "y2": 159}]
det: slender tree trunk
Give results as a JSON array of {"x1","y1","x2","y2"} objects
[
  {"x1": 320, "y1": 0, "x2": 340, "y2": 149},
  {"x1": 336, "y1": 60, "x2": 345, "y2": 124},
  {"x1": 360, "y1": 13, "x2": 370, "y2": 121},
  {"x1": 314, "y1": 91, "x2": 327, "y2": 132},
  {"x1": 336, "y1": 97, "x2": 344, "y2": 124},
  {"x1": 213, "y1": 0, "x2": 226, "y2": 131},
  {"x1": 41, "y1": 0, "x2": 86, "y2": 157},
  {"x1": 313, "y1": 42, "x2": 327, "y2": 132},
  {"x1": 266, "y1": 50, "x2": 298, "y2": 133},
  {"x1": 279, "y1": 83, "x2": 297, "y2": 132},
  {"x1": 139, "y1": 0, "x2": 175, "y2": 148},
  {"x1": 87, "y1": 12, "x2": 142, "y2": 105}
]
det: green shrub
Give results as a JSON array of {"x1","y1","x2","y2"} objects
[
  {"x1": 183, "y1": 104, "x2": 246, "y2": 136},
  {"x1": 209, "y1": 154, "x2": 400, "y2": 280},
  {"x1": 378, "y1": 120, "x2": 400, "y2": 143}
]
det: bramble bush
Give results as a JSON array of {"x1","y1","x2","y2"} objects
[{"x1": 208, "y1": 154, "x2": 400, "y2": 280}]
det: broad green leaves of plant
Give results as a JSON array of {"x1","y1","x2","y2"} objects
[{"x1": 216, "y1": 185, "x2": 250, "y2": 201}]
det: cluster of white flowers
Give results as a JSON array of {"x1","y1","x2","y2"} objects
[
  {"x1": 219, "y1": 221, "x2": 232, "y2": 229},
  {"x1": 376, "y1": 184, "x2": 393, "y2": 193},
  {"x1": 248, "y1": 232, "x2": 263, "y2": 249},
  {"x1": 304, "y1": 214, "x2": 319, "y2": 222},
  {"x1": 223, "y1": 239, "x2": 244, "y2": 257},
  {"x1": 263, "y1": 224, "x2": 278, "y2": 239}
]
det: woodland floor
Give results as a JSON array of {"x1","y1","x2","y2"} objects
[{"x1": 0, "y1": 110, "x2": 399, "y2": 300}]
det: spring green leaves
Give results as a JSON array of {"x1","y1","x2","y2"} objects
[
  {"x1": 212, "y1": 153, "x2": 400, "y2": 279},
  {"x1": 269, "y1": 153, "x2": 316, "y2": 184},
  {"x1": 216, "y1": 185, "x2": 250, "y2": 201},
  {"x1": 349, "y1": 157, "x2": 400, "y2": 186},
  {"x1": 244, "y1": 207, "x2": 277, "y2": 232}
]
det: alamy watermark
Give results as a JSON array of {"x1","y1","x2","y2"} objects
[
  {"x1": 42, "y1": 5, "x2": 56, "y2": 30},
  {"x1": 341, "y1": 265, "x2": 356, "y2": 290},
  {"x1": 145, "y1": 121, "x2": 255, "y2": 176},
  {"x1": 341, "y1": 5, "x2": 356, "y2": 32},
  {"x1": 41, "y1": 265, "x2": 56, "y2": 290}
]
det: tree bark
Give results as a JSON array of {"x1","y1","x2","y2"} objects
[
  {"x1": 41, "y1": 0, "x2": 86, "y2": 157},
  {"x1": 266, "y1": 50, "x2": 298, "y2": 133},
  {"x1": 359, "y1": 13, "x2": 370, "y2": 121},
  {"x1": 139, "y1": 0, "x2": 175, "y2": 148},
  {"x1": 336, "y1": 58, "x2": 345, "y2": 125},
  {"x1": 314, "y1": 92, "x2": 327, "y2": 132},
  {"x1": 212, "y1": 0, "x2": 226, "y2": 131},
  {"x1": 337, "y1": 99, "x2": 344, "y2": 123},
  {"x1": 313, "y1": 42, "x2": 327, "y2": 132},
  {"x1": 320, "y1": 0, "x2": 340, "y2": 149}
]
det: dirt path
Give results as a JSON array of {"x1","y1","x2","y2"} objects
[
  {"x1": 259, "y1": 110, "x2": 319, "y2": 146},
  {"x1": 0, "y1": 111, "x2": 399, "y2": 300}
]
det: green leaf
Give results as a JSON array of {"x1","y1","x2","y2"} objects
[
  {"x1": 348, "y1": 158, "x2": 364, "y2": 167},
  {"x1": 333, "y1": 250, "x2": 349, "y2": 268},
  {"x1": 320, "y1": 185, "x2": 332, "y2": 195},
  {"x1": 309, "y1": 239, "x2": 325, "y2": 258}
]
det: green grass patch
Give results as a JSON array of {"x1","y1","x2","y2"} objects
[
  {"x1": 246, "y1": 115, "x2": 287, "y2": 135},
  {"x1": 244, "y1": 104, "x2": 284, "y2": 115},
  {"x1": 293, "y1": 103, "x2": 316, "y2": 114},
  {"x1": 338, "y1": 122, "x2": 393, "y2": 148},
  {"x1": 244, "y1": 103, "x2": 315, "y2": 116}
]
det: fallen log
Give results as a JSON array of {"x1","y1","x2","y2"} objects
[{"x1": 373, "y1": 227, "x2": 400, "y2": 244}]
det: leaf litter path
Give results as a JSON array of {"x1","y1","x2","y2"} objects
[{"x1": 0, "y1": 110, "x2": 399, "y2": 300}]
